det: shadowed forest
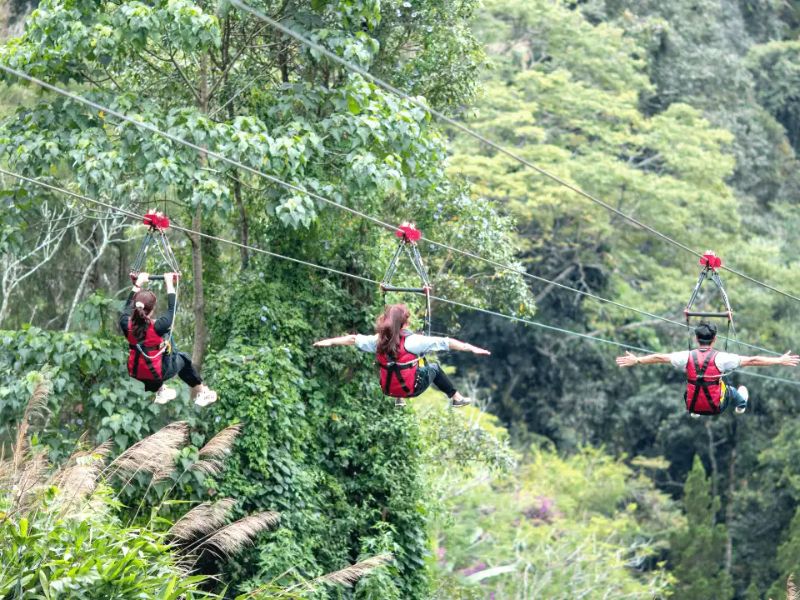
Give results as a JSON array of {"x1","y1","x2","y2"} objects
[{"x1": 3, "y1": 0, "x2": 800, "y2": 598}]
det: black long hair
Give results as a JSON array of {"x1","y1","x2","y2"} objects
[
  {"x1": 131, "y1": 290, "x2": 157, "y2": 340},
  {"x1": 376, "y1": 303, "x2": 410, "y2": 356}
]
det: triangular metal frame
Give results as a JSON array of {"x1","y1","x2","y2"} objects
[
  {"x1": 684, "y1": 252, "x2": 734, "y2": 351},
  {"x1": 380, "y1": 225, "x2": 432, "y2": 336},
  {"x1": 130, "y1": 212, "x2": 181, "y2": 283}
]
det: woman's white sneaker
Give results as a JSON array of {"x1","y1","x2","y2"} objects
[
  {"x1": 194, "y1": 386, "x2": 218, "y2": 407},
  {"x1": 154, "y1": 386, "x2": 177, "y2": 404}
]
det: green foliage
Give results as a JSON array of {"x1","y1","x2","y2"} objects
[
  {"x1": 670, "y1": 455, "x2": 733, "y2": 600},
  {"x1": 747, "y1": 40, "x2": 800, "y2": 153},
  {"x1": 428, "y1": 442, "x2": 677, "y2": 598},
  {"x1": 200, "y1": 267, "x2": 427, "y2": 597},
  {"x1": 766, "y1": 507, "x2": 800, "y2": 600},
  {"x1": 0, "y1": 488, "x2": 213, "y2": 599},
  {"x1": 0, "y1": 327, "x2": 201, "y2": 460}
]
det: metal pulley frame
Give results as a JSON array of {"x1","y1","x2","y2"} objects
[
  {"x1": 130, "y1": 211, "x2": 181, "y2": 283},
  {"x1": 684, "y1": 251, "x2": 734, "y2": 351},
  {"x1": 380, "y1": 224, "x2": 432, "y2": 336}
]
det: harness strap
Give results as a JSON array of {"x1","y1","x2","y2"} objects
[
  {"x1": 689, "y1": 350, "x2": 720, "y2": 414},
  {"x1": 378, "y1": 357, "x2": 419, "y2": 396},
  {"x1": 132, "y1": 343, "x2": 162, "y2": 380}
]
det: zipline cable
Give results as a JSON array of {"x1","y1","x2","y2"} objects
[
  {"x1": 228, "y1": 0, "x2": 800, "y2": 306},
  {"x1": 3, "y1": 167, "x2": 798, "y2": 388},
  {"x1": 0, "y1": 65, "x2": 783, "y2": 357}
]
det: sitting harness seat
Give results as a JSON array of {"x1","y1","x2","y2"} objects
[
  {"x1": 685, "y1": 347, "x2": 725, "y2": 415},
  {"x1": 127, "y1": 319, "x2": 170, "y2": 382},
  {"x1": 376, "y1": 333, "x2": 421, "y2": 398}
]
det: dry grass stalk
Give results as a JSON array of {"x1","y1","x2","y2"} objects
[
  {"x1": 313, "y1": 553, "x2": 394, "y2": 587},
  {"x1": 192, "y1": 424, "x2": 242, "y2": 477},
  {"x1": 109, "y1": 421, "x2": 189, "y2": 481},
  {"x1": 200, "y1": 511, "x2": 280, "y2": 557},
  {"x1": 54, "y1": 441, "x2": 113, "y2": 502},
  {"x1": 168, "y1": 498, "x2": 236, "y2": 542},
  {"x1": 13, "y1": 375, "x2": 52, "y2": 472},
  {"x1": 788, "y1": 574, "x2": 797, "y2": 600},
  {"x1": 12, "y1": 452, "x2": 48, "y2": 513},
  {"x1": 0, "y1": 444, "x2": 12, "y2": 488}
]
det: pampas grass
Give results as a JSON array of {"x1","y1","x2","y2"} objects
[
  {"x1": 788, "y1": 575, "x2": 797, "y2": 600},
  {"x1": 314, "y1": 553, "x2": 394, "y2": 587},
  {"x1": 108, "y1": 421, "x2": 189, "y2": 482},
  {"x1": 169, "y1": 498, "x2": 236, "y2": 542},
  {"x1": 55, "y1": 440, "x2": 113, "y2": 501},
  {"x1": 191, "y1": 424, "x2": 242, "y2": 477},
  {"x1": 200, "y1": 511, "x2": 281, "y2": 557},
  {"x1": 12, "y1": 452, "x2": 48, "y2": 512},
  {"x1": 13, "y1": 374, "x2": 52, "y2": 473}
]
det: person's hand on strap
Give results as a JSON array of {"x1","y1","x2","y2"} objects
[
  {"x1": 133, "y1": 272, "x2": 149, "y2": 292},
  {"x1": 164, "y1": 272, "x2": 178, "y2": 294}
]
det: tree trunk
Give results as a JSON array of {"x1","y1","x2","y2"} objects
[
  {"x1": 64, "y1": 229, "x2": 109, "y2": 332},
  {"x1": 189, "y1": 205, "x2": 207, "y2": 368},
  {"x1": 191, "y1": 54, "x2": 210, "y2": 370},
  {"x1": 115, "y1": 238, "x2": 129, "y2": 289},
  {"x1": 725, "y1": 438, "x2": 738, "y2": 573},
  {"x1": 233, "y1": 175, "x2": 249, "y2": 269},
  {"x1": 705, "y1": 421, "x2": 719, "y2": 501}
]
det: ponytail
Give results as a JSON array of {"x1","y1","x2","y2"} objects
[
  {"x1": 131, "y1": 290, "x2": 157, "y2": 340},
  {"x1": 376, "y1": 304, "x2": 410, "y2": 356}
]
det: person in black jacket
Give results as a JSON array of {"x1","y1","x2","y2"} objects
[{"x1": 120, "y1": 272, "x2": 217, "y2": 406}]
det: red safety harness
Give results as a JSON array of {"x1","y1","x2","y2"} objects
[
  {"x1": 127, "y1": 321, "x2": 167, "y2": 382},
  {"x1": 376, "y1": 334, "x2": 420, "y2": 398},
  {"x1": 685, "y1": 348, "x2": 724, "y2": 415}
]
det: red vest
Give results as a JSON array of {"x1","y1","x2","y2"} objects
[
  {"x1": 376, "y1": 334, "x2": 420, "y2": 398},
  {"x1": 685, "y1": 348, "x2": 723, "y2": 415},
  {"x1": 127, "y1": 321, "x2": 166, "y2": 382}
]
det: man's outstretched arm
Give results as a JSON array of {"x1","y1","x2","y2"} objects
[
  {"x1": 739, "y1": 352, "x2": 800, "y2": 368},
  {"x1": 616, "y1": 351, "x2": 673, "y2": 368}
]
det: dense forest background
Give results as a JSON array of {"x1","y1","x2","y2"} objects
[{"x1": 2, "y1": 0, "x2": 800, "y2": 597}]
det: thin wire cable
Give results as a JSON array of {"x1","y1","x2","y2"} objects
[
  {"x1": 0, "y1": 64, "x2": 401, "y2": 235},
  {"x1": 0, "y1": 64, "x2": 783, "y2": 358},
  {"x1": 3, "y1": 167, "x2": 798, "y2": 388},
  {"x1": 229, "y1": 0, "x2": 800, "y2": 306}
]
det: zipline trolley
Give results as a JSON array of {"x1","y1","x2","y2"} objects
[
  {"x1": 684, "y1": 250, "x2": 735, "y2": 351},
  {"x1": 129, "y1": 210, "x2": 181, "y2": 353},
  {"x1": 130, "y1": 211, "x2": 181, "y2": 283},
  {"x1": 380, "y1": 223, "x2": 433, "y2": 336}
]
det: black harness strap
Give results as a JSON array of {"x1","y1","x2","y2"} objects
[
  {"x1": 129, "y1": 343, "x2": 163, "y2": 381},
  {"x1": 688, "y1": 349, "x2": 720, "y2": 414},
  {"x1": 379, "y1": 359, "x2": 418, "y2": 396}
]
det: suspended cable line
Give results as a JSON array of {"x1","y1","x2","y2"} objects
[
  {"x1": 228, "y1": 0, "x2": 800, "y2": 307},
  {"x1": 0, "y1": 64, "x2": 785, "y2": 357},
  {"x1": 3, "y1": 167, "x2": 798, "y2": 388}
]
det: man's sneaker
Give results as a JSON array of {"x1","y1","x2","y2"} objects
[
  {"x1": 395, "y1": 397, "x2": 407, "y2": 408},
  {"x1": 154, "y1": 386, "x2": 177, "y2": 405},
  {"x1": 735, "y1": 386, "x2": 749, "y2": 414},
  {"x1": 690, "y1": 412, "x2": 701, "y2": 419},
  {"x1": 194, "y1": 386, "x2": 218, "y2": 407},
  {"x1": 450, "y1": 396, "x2": 472, "y2": 408}
]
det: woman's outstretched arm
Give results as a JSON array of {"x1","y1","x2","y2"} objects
[
  {"x1": 314, "y1": 334, "x2": 358, "y2": 347},
  {"x1": 447, "y1": 338, "x2": 491, "y2": 355}
]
